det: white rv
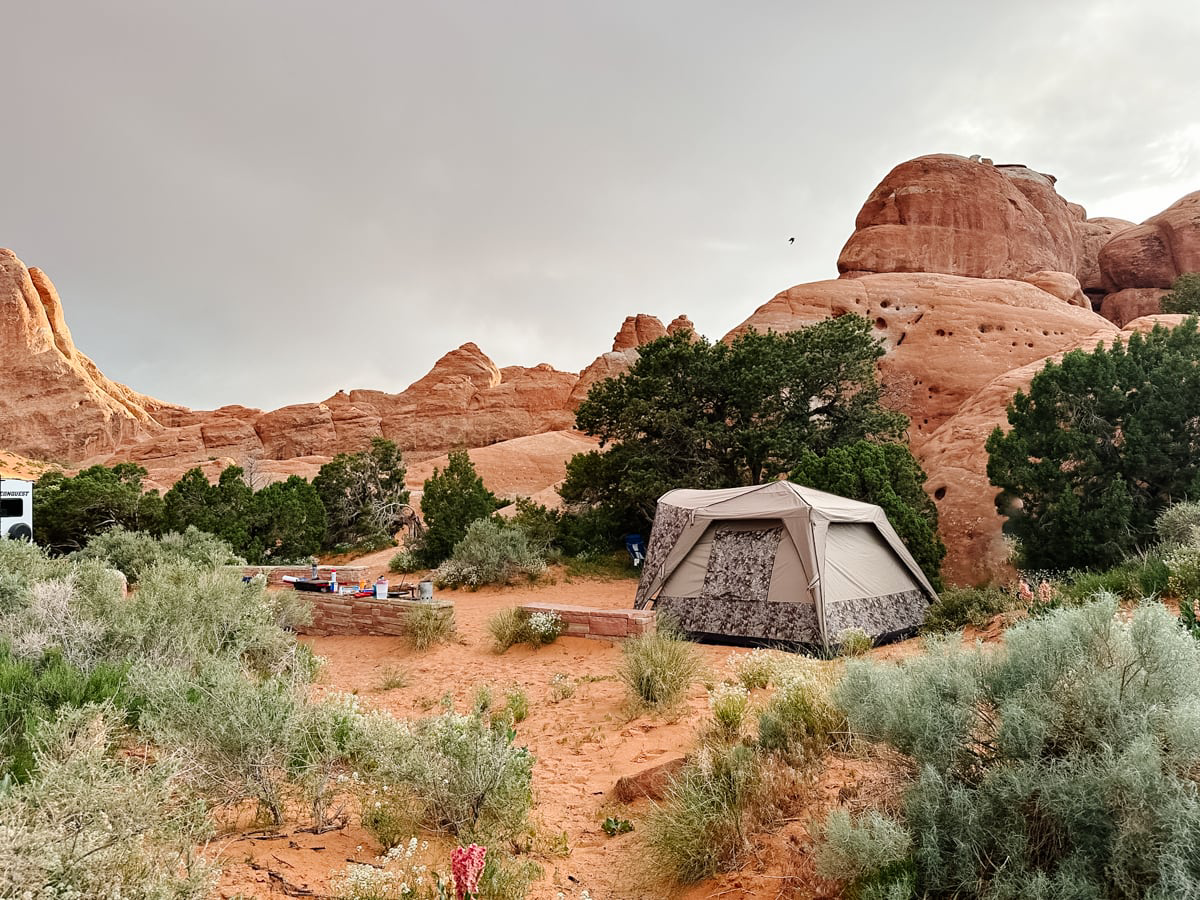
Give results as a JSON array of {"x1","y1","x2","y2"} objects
[{"x1": 0, "y1": 479, "x2": 33, "y2": 541}]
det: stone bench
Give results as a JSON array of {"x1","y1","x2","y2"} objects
[
  {"x1": 520, "y1": 602, "x2": 655, "y2": 641},
  {"x1": 297, "y1": 595, "x2": 453, "y2": 637}
]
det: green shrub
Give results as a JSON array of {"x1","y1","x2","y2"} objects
[
  {"x1": 727, "y1": 648, "x2": 783, "y2": 690},
  {"x1": 501, "y1": 686, "x2": 530, "y2": 724},
  {"x1": 1053, "y1": 556, "x2": 1170, "y2": 606},
  {"x1": 137, "y1": 660, "x2": 313, "y2": 826},
  {"x1": 0, "y1": 645, "x2": 132, "y2": 782},
  {"x1": 817, "y1": 809, "x2": 912, "y2": 884},
  {"x1": 364, "y1": 709, "x2": 534, "y2": 842},
  {"x1": 417, "y1": 450, "x2": 499, "y2": 568},
  {"x1": 828, "y1": 599, "x2": 1200, "y2": 897},
  {"x1": 110, "y1": 564, "x2": 305, "y2": 677},
  {"x1": 433, "y1": 518, "x2": 545, "y2": 589},
  {"x1": 619, "y1": 628, "x2": 702, "y2": 710},
  {"x1": 835, "y1": 626, "x2": 872, "y2": 657},
  {"x1": 406, "y1": 604, "x2": 455, "y2": 651},
  {"x1": 486, "y1": 607, "x2": 563, "y2": 652},
  {"x1": 643, "y1": 743, "x2": 764, "y2": 883},
  {"x1": 508, "y1": 497, "x2": 561, "y2": 557},
  {"x1": 921, "y1": 584, "x2": 1012, "y2": 632},
  {"x1": 0, "y1": 707, "x2": 216, "y2": 899},
  {"x1": 756, "y1": 664, "x2": 845, "y2": 755},
  {"x1": 1157, "y1": 498, "x2": 1200, "y2": 547},
  {"x1": 75, "y1": 525, "x2": 240, "y2": 583},
  {"x1": 1167, "y1": 544, "x2": 1200, "y2": 605},
  {"x1": 707, "y1": 683, "x2": 750, "y2": 738},
  {"x1": 1159, "y1": 272, "x2": 1200, "y2": 315},
  {"x1": 487, "y1": 607, "x2": 529, "y2": 653},
  {"x1": 388, "y1": 548, "x2": 419, "y2": 574}
]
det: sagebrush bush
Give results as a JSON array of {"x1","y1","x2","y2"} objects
[
  {"x1": 0, "y1": 707, "x2": 216, "y2": 899},
  {"x1": 921, "y1": 584, "x2": 1013, "y2": 632},
  {"x1": 1157, "y1": 499, "x2": 1200, "y2": 547},
  {"x1": 643, "y1": 743, "x2": 764, "y2": 883},
  {"x1": 406, "y1": 604, "x2": 455, "y2": 650},
  {"x1": 828, "y1": 599, "x2": 1200, "y2": 898},
  {"x1": 137, "y1": 659, "x2": 314, "y2": 825},
  {"x1": 388, "y1": 548, "x2": 419, "y2": 574},
  {"x1": 358, "y1": 708, "x2": 534, "y2": 842},
  {"x1": 756, "y1": 663, "x2": 845, "y2": 755},
  {"x1": 1167, "y1": 545, "x2": 1200, "y2": 605},
  {"x1": 74, "y1": 525, "x2": 241, "y2": 582},
  {"x1": 619, "y1": 628, "x2": 702, "y2": 709},
  {"x1": 432, "y1": 518, "x2": 544, "y2": 589}
]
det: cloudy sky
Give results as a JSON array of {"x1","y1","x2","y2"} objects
[{"x1": 4, "y1": 1, "x2": 1197, "y2": 411}]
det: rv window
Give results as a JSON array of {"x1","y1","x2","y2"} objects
[{"x1": 1, "y1": 498, "x2": 22, "y2": 517}]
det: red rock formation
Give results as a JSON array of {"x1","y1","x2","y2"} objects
[
  {"x1": 666, "y1": 314, "x2": 696, "y2": 336},
  {"x1": 1077, "y1": 216, "x2": 1133, "y2": 296},
  {"x1": 570, "y1": 314, "x2": 689, "y2": 407},
  {"x1": 1100, "y1": 191, "x2": 1200, "y2": 291},
  {"x1": 1019, "y1": 270, "x2": 1088, "y2": 307},
  {"x1": 612, "y1": 315, "x2": 668, "y2": 352},
  {"x1": 407, "y1": 430, "x2": 600, "y2": 501},
  {"x1": 0, "y1": 249, "x2": 179, "y2": 460},
  {"x1": 837, "y1": 155, "x2": 1081, "y2": 281},
  {"x1": 726, "y1": 272, "x2": 1115, "y2": 449},
  {"x1": 1099, "y1": 288, "x2": 1168, "y2": 327}
]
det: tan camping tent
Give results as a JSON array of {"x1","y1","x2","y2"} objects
[{"x1": 633, "y1": 482, "x2": 937, "y2": 648}]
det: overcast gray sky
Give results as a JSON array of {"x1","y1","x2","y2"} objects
[{"x1": 4, "y1": 1, "x2": 1197, "y2": 411}]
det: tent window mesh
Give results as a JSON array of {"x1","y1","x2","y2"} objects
[{"x1": 701, "y1": 526, "x2": 782, "y2": 603}]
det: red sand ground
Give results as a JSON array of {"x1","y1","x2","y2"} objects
[{"x1": 213, "y1": 573, "x2": 961, "y2": 899}]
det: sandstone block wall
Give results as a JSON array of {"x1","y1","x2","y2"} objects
[
  {"x1": 297, "y1": 596, "x2": 454, "y2": 637},
  {"x1": 520, "y1": 602, "x2": 655, "y2": 641}
]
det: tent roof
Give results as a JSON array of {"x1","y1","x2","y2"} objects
[{"x1": 659, "y1": 480, "x2": 884, "y2": 521}]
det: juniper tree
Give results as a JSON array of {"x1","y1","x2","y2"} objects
[{"x1": 986, "y1": 319, "x2": 1200, "y2": 571}]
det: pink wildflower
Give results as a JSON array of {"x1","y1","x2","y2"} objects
[
  {"x1": 451, "y1": 843, "x2": 486, "y2": 899},
  {"x1": 1038, "y1": 580, "x2": 1054, "y2": 604},
  {"x1": 1018, "y1": 579, "x2": 1033, "y2": 604}
]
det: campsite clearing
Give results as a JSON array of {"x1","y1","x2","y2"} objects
[{"x1": 214, "y1": 572, "x2": 986, "y2": 900}]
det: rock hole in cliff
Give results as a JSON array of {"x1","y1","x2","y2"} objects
[
  {"x1": 879, "y1": 299, "x2": 891, "y2": 309},
  {"x1": 935, "y1": 328, "x2": 946, "y2": 337},
  {"x1": 934, "y1": 486, "x2": 947, "y2": 500},
  {"x1": 979, "y1": 324, "x2": 993, "y2": 334},
  {"x1": 874, "y1": 317, "x2": 887, "y2": 330}
]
